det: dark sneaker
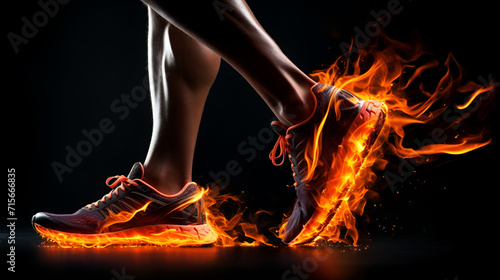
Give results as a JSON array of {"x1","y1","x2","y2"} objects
[
  {"x1": 32, "y1": 162, "x2": 217, "y2": 247},
  {"x1": 270, "y1": 83, "x2": 386, "y2": 245}
]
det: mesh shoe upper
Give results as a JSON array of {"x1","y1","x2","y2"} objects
[
  {"x1": 32, "y1": 162, "x2": 207, "y2": 234},
  {"x1": 270, "y1": 83, "x2": 385, "y2": 244}
]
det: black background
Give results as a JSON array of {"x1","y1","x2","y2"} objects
[{"x1": 4, "y1": 0, "x2": 500, "y2": 279}]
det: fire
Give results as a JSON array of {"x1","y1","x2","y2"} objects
[
  {"x1": 282, "y1": 103, "x2": 388, "y2": 246},
  {"x1": 37, "y1": 35, "x2": 495, "y2": 249},
  {"x1": 100, "y1": 201, "x2": 153, "y2": 233},
  {"x1": 36, "y1": 187, "x2": 272, "y2": 248},
  {"x1": 282, "y1": 34, "x2": 495, "y2": 246},
  {"x1": 34, "y1": 223, "x2": 218, "y2": 248},
  {"x1": 36, "y1": 190, "x2": 218, "y2": 248},
  {"x1": 202, "y1": 189, "x2": 273, "y2": 247}
]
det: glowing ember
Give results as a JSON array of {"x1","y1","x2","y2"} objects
[
  {"x1": 36, "y1": 187, "x2": 272, "y2": 248},
  {"x1": 206, "y1": 35, "x2": 493, "y2": 247},
  {"x1": 37, "y1": 35, "x2": 495, "y2": 248},
  {"x1": 35, "y1": 223, "x2": 218, "y2": 248},
  {"x1": 202, "y1": 189, "x2": 273, "y2": 247},
  {"x1": 287, "y1": 34, "x2": 495, "y2": 246},
  {"x1": 36, "y1": 190, "x2": 219, "y2": 248}
]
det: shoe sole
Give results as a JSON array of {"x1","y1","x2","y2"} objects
[
  {"x1": 34, "y1": 223, "x2": 217, "y2": 248},
  {"x1": 288, "y1": 99, "x2": 387, "y2": 246}
]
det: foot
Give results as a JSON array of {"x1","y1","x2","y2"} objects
[
  {"x1": 32, "y1": 162, "x2": 217, "y2": 247},
  {"x1": 270, "y1": 83, "x2": 386, "y2": 245}
]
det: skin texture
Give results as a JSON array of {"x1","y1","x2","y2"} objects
[
  {"x1": 141, "y1": 1, "x2": 315, "y2": 194},
  {"x1": 143, "y1": 8, "x2": 220, "y2": 194}
]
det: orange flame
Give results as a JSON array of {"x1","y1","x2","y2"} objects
[
  {"x1": 99, "y1": 201, "x2": 153, "y2": 233},
  {"x1": 36, "y1": 187, "x2": 274, "y2": 248},
  {"x1": 37, "y1": 35, "x2": 495, "y2": 249},
  {"x1": 36, "y1": 190, "x2": 220, "y2": 248},
  {"x1": 202, "y1": 189, "x2": 274, "y2": 247},
  {"x1": 281, "y1": 34, "x2": 494, "y2": 246}
]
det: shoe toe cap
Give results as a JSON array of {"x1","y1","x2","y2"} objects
[
  {"x1": 282, "y1": 208, "x2": 303, "y2": 244},
  {"x1": 282, "y1": 189, "x2": 319, "y2": 244},
  {"x1": 32, "y1": 212, "x2": 61, "y2": 231}
]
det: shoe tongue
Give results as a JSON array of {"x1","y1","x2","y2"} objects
[
  {"x1": 271, "y1": 121, "x2": 288, "y2": 136},
  {"x1": 127, "y1": 162, "x2": 144, "y2": 180}
]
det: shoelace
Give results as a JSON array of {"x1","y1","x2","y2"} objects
[
  {"x1": 87, "y1": 175, "x2": 140, "y2": 210},
  {"x1": 269, "y1": 121, "x2": 292, "y2": 166},
  {"x1": 269, "y1": 135, "x2": 292, "y2": 166},
  {"x1": 269, "y1": 121, "x2": 300, "y2": 187}
]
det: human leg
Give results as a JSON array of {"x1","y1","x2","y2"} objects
[
  {"x1": 143, "y1": 8, "x2": 220, "y2": 195},
  {"x1": 142, "y1": 0, "x2": 316, "y2": 127},
  {"x1": 31, "y1": 8, "x2": 221, "y2": 246},
  {"x1": 141, "y1": 0, "x2": 387, "y2": 245},
  {"x1": 32, "y1": 1, "x2": 387, "y2": 247}
]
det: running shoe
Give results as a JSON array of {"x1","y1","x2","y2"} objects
[
  {"x1": 32, "y1": 162, "x2": 217, "y2": 247},
  {"x1": 270, "y1": 83, "x2": 386, "y2": 245}
]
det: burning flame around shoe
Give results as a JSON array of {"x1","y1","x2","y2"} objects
[
  {"x1": 281, "y1": 34, "x2": 495, "y2": 246},
  {"x1": 37, "y1": 35, "x2": 495, "y2": 248},
  {"x1": 35, "y1": 190, "x2": 218, "y2": 248},
  {"x1": 36, "y1": 187, "x2": 273, "y2": 248}
]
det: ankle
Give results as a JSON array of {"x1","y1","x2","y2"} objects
[
  {"x1": 279, "y1": 86, "x2": 316, "y2": 127},
  {"x1": 142, "y1": 162, "x2": 190, "y2": 195}
]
